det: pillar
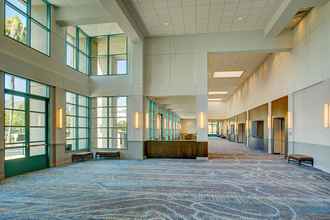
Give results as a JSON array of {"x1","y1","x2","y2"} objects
[
  {"x1": 196, "y1": 95, "x2": 208, "y2": 142},
  {"x1": 0, "y1": 72, "x2": 5, "y2": 180},
  {"x1": 288, "y1": 93, "x2": 295, "y2": 154},
  {"x1": 267, "y1": 102, "x2": 272, "y2": 154},
  {"x1": 246, "y1": 111, "x2": 249, "y2": 147}
]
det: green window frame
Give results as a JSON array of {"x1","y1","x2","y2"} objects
[
  {"x1": 94, "y1": 96, "x2": 127, "y2": 149},
  {"x1": 4, "y1": 0, "x2": 52, "y2": 56},
  {"x1": 65, "y1": 92, "x2": 90, "y2": 152},
  {"x1": 91, "y1": 34, "x2": 128, "y2": 76},
  {"x1": 65, "y1": 26, "x2": 91, "y2": 75},
  {"x1": 4, "y1": 73, "x2": 50, "y2": 161}
]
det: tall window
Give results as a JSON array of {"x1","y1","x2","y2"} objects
[
  {"x1": 65, "y1": 92, "x2": 89, "y2": 151},
  {"x1": 91, "y1": 34, "x2": 128, "y2": 76},
  {"x1": 66, "y1": 26, "x2": 90, "y2": 74},
  {"x1": 5, "y1": 0, "x2": 51, "y2": 55},
  {"x1": 4, "y1": 73, "x2": 49, "y2": 160},
  {"x1": 94, "y1": 97, "x2": 127, "y2": 149}
]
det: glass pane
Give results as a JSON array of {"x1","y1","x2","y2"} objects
[
  {"x1": 31, "y1": 0, "x2": 48, "y2": 27},
  {"x1": 78, "y1": 117, "x2": 88, "y2": 127},
  {"x1": 91, "y1": 36, "x2": 107, "y2": 56},
  {"x1": 66, "y1": 128, "x2": 75, "y2": 139},
  {"x1": 5, "y1": 95, "x2": 25, "y2": 110},
  {"x1": 30, "y1": 127, "x2": 45, "y2": 142},
  {"x1": 97, "y1": 128, "x2": 107, "y2": 138},
  {"x1": 78, "y1": 30, "x2": 88, "y2": 54},
  {"x1": 109, "y1": 128, "x2": 127, "y2": 139},
  {"x1": 66, "y1": 44, "x2": 76, "y2": 68},
  {"x1": 7, "y1": 0, "x2": 28, "y2": 13},
  {"x1": 5, "y1": 5, "x2": 27, "y2": 44},
  {"x1": 66, "y1": 26, "x2": 76, "y2": 46},
  {"x1": 96, "y1": 108, "x2": 107, "y2": 117},
  {"x1": 97, "y1": 117, "x2": 107, "y2": 127},
  {"x1": 66, "y1": 139, "x2": 76, "y2": 151},
  {"x1": 66, "y1": 116, "x2": 75, "y2": 127},
  {"x1": 78, "y1": 52, "x2": 88, "y2": 74},
  {"x1": 5, "y1": 148, "x2": 25, "y2": 160},
  {"x1": 91, "y1": 56, "x2": 107, "y2": 75},
  {"x1": 5, "y1": 127, "x2": 25, "y2": 143},
  {"x1": 30, "y1": 112, "x2": 45, "y2": 126},
  {"x1": 110, "y1": 35, "x2": 126, "y2": 55},
  {"x1": 5, "y1": 110, "x2": 25, "y2": 126},
  {"x1": 109, "y1": 138, "x2": 126, "y2": 149},
  {"x1": 66, "y1": 92, "x2": 76, "y2": 104},
  {"x1": 66, "y1": 104, "x2": 76, "y2": 115},
  {"x1": 30, "y1": 145, "x2": 46, "y2": 156},
  {"x1": 78, "y1": 139, "x2": 88, "y2": 150},
  {"x1": 31, "y1": 21, "x2": 49, "y2": 54},
  {"x1": 78, "y1": 128, "x2": 88, "y2": 138},
  {"x1": 109, "y1": 107, "x2": 127, "y2": 117},
  {"x1": 97, "y1": 138, "x2": 107, "y2": 148},
  {"x1": 30, "y1": 81, "x2": 48, "y2": 97},
  {"x1": 117, "y1": 97, "x2": 127, "y2": 106},
  {"x1": 78, "y1": 95, "x2": 88, "y2": 106},
  {"x1": 109, "y1": 117, "x2": 127, "y2": 127},
  {"x1": 5, "y1": 74, "x2": 14, "y2": 90},
  {"x1": 110, "y1": 54, "x2": 127, "y2": 75},
  {"x1": 30, "y1": 99, "x2": 45, "y2": 112},
  {"x1": 96, "y1": 97, "x2": 107, "y2": 107},
  {"x1": 79, "y1": 106, "x2": 87, "y2": 117},
  {"x1": 12, "y1": 76, "x2": 27, "y2": 93}
]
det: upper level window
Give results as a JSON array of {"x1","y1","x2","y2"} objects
[
  {"x1": 5, "y1": 0, "x2": 51, "y2": 55},
  {"x1": 66, "y1": 26, "x2": 90, "y2": 75},
  {"x1": 91, "y1": 34, "x2": 128, "y2": 76}
]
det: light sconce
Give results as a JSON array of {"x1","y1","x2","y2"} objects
[
  {"x1": 145, "y1": 113, "x2": 149, "y2": 129},
  {"x1": 268, "y1": 116, "x2": 271, "y2": 129},
  {"x1": 288, "y1": 112, "x2": 293, "y2": 129},
  {"x1": 199, "y1": 112, "x2": 205, "y2": 129},
  {"x1": 56, "y1": 108, "x2": 63, "y2": 129},
  {"x1": 156, "y1": 114, "x2": 161, "y2": 130},
  {"x1": 134, "y1": 112, "x2": 141, "y2": 129},
  {"x1": 324, "y1": 104, "x2": 329, "y2": 128}
]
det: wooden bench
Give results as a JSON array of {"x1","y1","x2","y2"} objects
[
  {"x1": 95, "y1": 151, "x2": 120, "y2": 160},
  {"x1": 288, "y1": 154, "x2": 314, "y2": 166},
  {"x1": 72, "y1": 152, "x2": 93, "y2": 163}
]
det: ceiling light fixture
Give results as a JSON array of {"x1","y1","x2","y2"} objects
[
  {"x1": 208, "y1": 91, "x2": 228, "y2": 95},
  {"x1": 163, "y1": 22, "x2": 169, "y2": 26},
  {"x1": 208, "y1": 98, "x2": 222, "y2": 101},
  {"x1": 213, "y1": 71, "x2": 244, "y2": 78},
  {"x1": 237, "y1": 17, "x2": 244, "y2": 21}
]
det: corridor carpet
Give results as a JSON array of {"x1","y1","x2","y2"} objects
[{"x1": 1, "y1": 159, "x2": 330, "y2": 219}]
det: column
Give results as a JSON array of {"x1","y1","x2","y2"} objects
[
  {"x1": 288, "y1": 93, "x2": 295, "y2": 154},
  {"x1": 196, "y1": 95, "x2": 208, "y2": 142},
  {"x1": 246, "y1": 111, "x2": 249, "y2": 147},
  {"x1": 268, "y1": 102, "x2": 272, "y2": 154},
  {"x1": 0, "y1": 72, "x2": 5, "y2": 180}
]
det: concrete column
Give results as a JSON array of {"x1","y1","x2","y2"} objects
[
  {"x1": 268, "y1": 102, "x2": 272, "y2": 154},
  {"x1": 196, "y1": 95, "x2": 208, "y2": 142},
  {"x1": 246, "y1": 111, "x2": 249, "y2": 147},
  {"x1": 0, "y1": 72, "x2": 5, "y2": 180},
  {"x1": 288, "y1": 93, "x2": 295, "y2": 154}
]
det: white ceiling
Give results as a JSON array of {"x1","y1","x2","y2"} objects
[
  {"x1": 154, "y1": 96, "x2": 196, "y2": 119},
  {"x1": 48, "y1": 0, "x2": 95, "y2": 7},
  {"x1": 208, "y1": 52, "x2": 269, "y2": 100},
  {"x1": 79, "y1": 23, "x2": 123, "y2": 37},
  {"x1": 130, "y1": 0, "x2": 285, "y2": 36}
]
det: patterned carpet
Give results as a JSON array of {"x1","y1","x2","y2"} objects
[{"x1": 1, "y1": 158, "x2": 330, "y2": 220}]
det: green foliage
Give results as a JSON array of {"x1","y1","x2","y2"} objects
[{"x1": 5, "y1": 16, "x2": 27, "y2": 43}]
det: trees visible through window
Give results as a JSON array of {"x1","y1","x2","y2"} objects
[{"x1": 5, "y1": 0, "x2": 51, "y2": 55}]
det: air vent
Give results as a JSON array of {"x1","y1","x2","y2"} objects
[{"x1": 286, "y1": 7, "x2": 313, "y2": 30}]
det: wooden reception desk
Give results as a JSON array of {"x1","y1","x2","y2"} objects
[{"x1": 144, "y1": 141, "x2": 208, "y2": 159}]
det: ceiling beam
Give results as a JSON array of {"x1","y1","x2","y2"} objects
[{"x1": 264, "y1": 0, "x2": 329, "y2": 37}]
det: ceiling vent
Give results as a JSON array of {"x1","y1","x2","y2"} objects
[{"x1": 286, "y1": 7, "x2": 313, "y2": 30}]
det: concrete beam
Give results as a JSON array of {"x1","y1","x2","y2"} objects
[{"x1": 265, "y1": 0, "x2": 329, "y2": 37}]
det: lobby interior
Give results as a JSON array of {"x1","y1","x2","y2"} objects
[{"x1": 1, "y1": 0, "x2": 330, "y2": 219}]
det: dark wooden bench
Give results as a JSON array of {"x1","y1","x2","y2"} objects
[
  {"x1": 288, "y1": 154, "x2": 314, "y2": 166},
  {"x1": 95, "y1": 151, "x2": 120, "y2": 160},
  {"x1": 72, "y1": 152, "x2": 93, "y2": 162}
]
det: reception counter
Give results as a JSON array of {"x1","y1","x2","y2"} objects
[{"x1": 144, "y1": 141, "x2": 208, "y2": 159}]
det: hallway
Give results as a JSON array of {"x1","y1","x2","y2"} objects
[{"x1": 208, "y1": 138, "x2": 282, "y2": 160}]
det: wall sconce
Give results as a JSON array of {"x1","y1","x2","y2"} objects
[
  {"x1": 164, "y1": 118, "x2": 167, "y2": 129},
  {"x1": 199, "y1": 112, "x2": 205, "y2": 129},
  {"x1": 156, "y1": 114, "x2": 161, "y2": 129},
  {"x1": 324, "y1": 104, "x2": 329, "y2": 128},
  {"x1": 134, "y1": 112, "x2": 141, "y2": 129},
  {"x1": 288, "y1": 112, "x2": 293, "y2": 129},
  {"x1": 145, "y1": 113, "x2": 149, "y2": 129},
  {"x1": 268, "y1": 116, "x2": 271, "y2": 129},
  {"x1": 56, "y1": 108, "x2": 63, "y2": 129}
]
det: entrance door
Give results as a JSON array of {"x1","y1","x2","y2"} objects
[
  {"x1": 4, "y1": 94, "x2": 49, "y2": 177},
  {"x1": 273, "y1": 118, "x2": 285, "y2": 154},
  {"x1": 237, "y1": 123, "x2": 246, "y2": 143}
]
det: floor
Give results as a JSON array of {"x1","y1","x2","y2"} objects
[{"x1": 1, "y1": 152, "x2": 330, "y2": 219}]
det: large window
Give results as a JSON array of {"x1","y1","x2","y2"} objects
[
  {"x1": 65, "y1": 92, "x2": 89, "y2": 151},
  {"x1": 91, "y1": 34, "x2": 128, "y2": 76},
  {"x1": 208, "y1": 121, "x2": 218, "y2": 136},
  {"x1": 4, "y1": 73, "x2": 49, "y2": 160},
  {"x1": 94, "y1": 97, "x2": 127, "y2": 149},
  {"x1": 5, "y1": 0, "x2": 51, "y2": 55},
  {"x1": 66, "y1": 26, "x2": 90, "y2": 74}
]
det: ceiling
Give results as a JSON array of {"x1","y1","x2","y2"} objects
[
  {"x1": 154, "y1": 96, "x2": 196, "y2": 119},
  {"x1": 48, "y1": 0, "x2": 94, "y2": 7},
  {"x1": 79, "y1": 23, "x2": 123, "y2": 37},
  {"x1": 129, "y1": 0, "x2": 285, "y2": 37},
  {"x1": 208, "y1": 52, "x2": 270, "y2": 100}
]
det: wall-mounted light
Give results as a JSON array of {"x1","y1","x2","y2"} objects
[
  {"x1": 145, "y1": 113, "x2": 149, "y2": 129},
  {"x1": 288, "y1": 112, "x2": 293, "y2": 129},
  {"x1": 268, "y1": 116, "x2": 271, "y2": 129},
  {"x1": 199, "y1": 112, "x2": 205, "y2": 129},
  {"x1": 324, "y1": 104, "x2": 329, "y2": 128},
  {"x1": 134, "y1": 112, "x2": 140, "y2": 129},
  {"x1": 56, "y1": 108, "x2": 63, "y2": 129},
  {"x1": 156, "y1": 114, "x2": 161, "y2": 129}
]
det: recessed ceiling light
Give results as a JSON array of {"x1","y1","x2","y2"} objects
[
  {"x1": 237, "y1": 17, "x2": 244, "y2": 21},
  {"x1": 208, "y1": 98, "x2": 222, "y2": 101},
  {"x1": 208, "y1": 91, "x2": 228, "y2": 95},
  {"x1": 163, "y1": 22, "x2": 169, "y2": 26},
  {"x1": 213, "y1": 71, "x2": 244, "y2": 78}
]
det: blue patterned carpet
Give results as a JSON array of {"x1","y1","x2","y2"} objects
[{"x1": 1, "y1": 158, "x2": 330, "y2": 220}]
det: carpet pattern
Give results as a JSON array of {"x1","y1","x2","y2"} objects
[{"x1": 1, "y1": 159, "x2": 330, "y2": 220}]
